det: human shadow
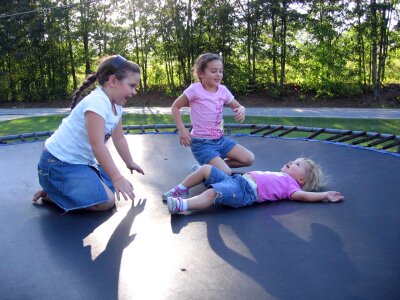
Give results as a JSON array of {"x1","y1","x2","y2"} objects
[
  {"x1": 170, "y1": 202, "x2": 359, "y2": 299},
  {"x1": 37, "y1": 198, "x2": 146, "y2": 299}
]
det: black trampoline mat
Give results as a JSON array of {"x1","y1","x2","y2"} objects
[{"x1": 0, "y1": 134, "x2": 399, "y2": 299}]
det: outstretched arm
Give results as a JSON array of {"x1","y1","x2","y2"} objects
[
  {"x1": 86, "y1": 111, "x2": 135, "y2": 201},
  {"x1": 171, "y1": 94, "x2": 191, "y2": 146},
  {"x1": 112, "y1": 119, "x2": 144, "y2": 175},
  {"x1": 290, "y1": 190, "x2": 344, "y2": 203}
]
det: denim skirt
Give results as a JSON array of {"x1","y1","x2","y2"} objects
[
  {"x1": 37, "y1": 150, "x2": 115, "y2": 212},
  {"x1": 191, "y1": 136, "x2": 237, "y2": 165}
]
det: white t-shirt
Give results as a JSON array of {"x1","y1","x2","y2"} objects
[{"x1": 45, "y1": 87, "x2": 122, "y2": 165}]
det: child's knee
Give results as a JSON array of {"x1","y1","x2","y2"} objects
[
  {"x1": 243, "y1": 151, "x2": 255, "y2": 166},
  {"x1": 200, "y1": 164, "x2": 213, "y2": 176}
]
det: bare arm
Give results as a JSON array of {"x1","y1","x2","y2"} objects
[
  {"x1": 111, "y1": 119, "x2": 144, "y2": 175},
  {"x1": 171, "y1": 93, "x2": 191, "y2": 146},
  {"x1": 290, "y1": 190, "x2": 344, "y2": 203},
  {"x1": 86, "y1": 111, "x2": 135, "y2": 201},
  {"x1": 227, "y1": 99, "x2": 246, "y2": 122}
]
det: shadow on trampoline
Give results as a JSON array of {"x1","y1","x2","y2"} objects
[
  {"x1": 0, "y1": 134, "x2": 399, "y2": 299},
  {"x1": 170, "y1": 202, "x2": 358, "y2": 299}
]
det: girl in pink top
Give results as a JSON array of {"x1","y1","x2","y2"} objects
[
  {"x1": 171, "y1": 53, "x2": 254, "y2": 175},
  {"x1": 163, "y1": 157, "x2": 344, "y2": 214}
]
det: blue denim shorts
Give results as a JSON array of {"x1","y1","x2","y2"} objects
[
  {"x1": 37, "y1": 150, "x2": 115, "y2": 212},
  {"x1": 191, "y1": 136, "x2": 237, "y2": 165},
  {"x1": 204, "y1": 166, "x2": 258, "y2": 208}
]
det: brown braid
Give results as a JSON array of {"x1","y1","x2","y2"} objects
[
  {"x1": 70, "y1": 74, "x2": 97, "y2": 109},
  {"x1": 70, "y1": 55, "x2": 141, "y2": 110}
]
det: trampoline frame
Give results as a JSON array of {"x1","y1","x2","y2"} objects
[{"x1": 1, "y1": 123, "x2": 399, "y2": 154}]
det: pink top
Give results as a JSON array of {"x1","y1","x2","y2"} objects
[
  {"x1": 184, "y1": 83, "x2": 234, "y2": 139},
  {"x1": 248, "y1": 171, "x2": 301, "y2": 202}
]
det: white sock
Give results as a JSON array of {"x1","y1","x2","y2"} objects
[
  {"x1": 181, "y1": 199, "x2": 188, "y2": 211},
  {"x1": 178, "y1": 184, "x2": 188, "y2": 191}
]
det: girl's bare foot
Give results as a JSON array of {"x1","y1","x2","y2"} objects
[{"x1": 32, "y1": 190, "x2": 52, "y2": 204}]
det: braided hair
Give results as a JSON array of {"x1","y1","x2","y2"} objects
[{"x1": 71, "y1": 55, "x2": 140, "y2": 109}]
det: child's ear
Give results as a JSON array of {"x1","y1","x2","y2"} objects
[
  {"x1": 108, "y1": 74, "x2": 118, "y2": 86},
  {"x1": 297, "y1": 177, "x2": 305, "y2": 186}
]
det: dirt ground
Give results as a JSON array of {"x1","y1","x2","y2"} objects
[{"x1": 1, "y1": 84, "x2": 399, "y2": 109}]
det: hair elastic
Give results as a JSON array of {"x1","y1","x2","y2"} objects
[{"x1": 110, "y1": 55, "x2": 127, "y2": 72}]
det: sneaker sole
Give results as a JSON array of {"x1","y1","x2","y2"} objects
[{"x1": 166, "y1": 197, "x2": 175, "y2": 214}]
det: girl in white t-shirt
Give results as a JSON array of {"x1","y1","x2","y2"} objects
[
  {"x1": 171, "y1": 53, "x2": 255, "y2": 176},
  {"x1": 163, "y1": 157, "x2": 344, "y2": 214},
  {"x1": 32, "y1": 55, "x2": 144, "y2": 212}
]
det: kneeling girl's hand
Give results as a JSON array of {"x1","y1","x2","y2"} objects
[
  {"x1": 112, "y1": 176, "x2": 135, "y2": 201},
  {"x1": 127, "y1": 162, "x2": 145, "y2": 175}
]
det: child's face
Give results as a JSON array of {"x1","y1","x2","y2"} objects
[
  {"x1": 198, "y1": 59, "x2": 223, "y2": 90},
  {"x1": 281, "y1": 158, "x2": 308, "y2": 186},
  {"x1": 112, "y1": 72, "x2": 140, "y2": 106}
]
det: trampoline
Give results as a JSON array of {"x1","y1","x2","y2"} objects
[{"x1": 1, "y1": 125, "x2": 400, "y2": 299}]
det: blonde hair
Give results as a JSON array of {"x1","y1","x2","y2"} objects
[
  {"x1": 192, "y1": 53, "x2": 222, "y2": 82},
  {"x1": 300, "y1": 158, "x2": 326, "y2": 192}
]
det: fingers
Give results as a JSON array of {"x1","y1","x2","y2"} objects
[
  {"x1": 233, "y1": 107, "x2": 246, "y2": 123},
  {"x1": 115, "y1": 178, "x2": 136, "y2": 201},
  {"x1": 179, "y1": 135, "x2": 191, "y2": 147}
]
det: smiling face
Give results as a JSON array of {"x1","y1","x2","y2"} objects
[
  {"x1": 281, "y1": 158, "x2": 310, "y2": 186},
  {"x1": 198, "y1": 59, "x2": 223, "y2": 92},
  {"x1": 109, "y1": 71, "x2": 140, "y2": 106}
]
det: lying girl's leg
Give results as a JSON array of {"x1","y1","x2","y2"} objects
[
  {"x1": 208, "y1": 156, "x2": 232, "y2": 175},
  {"x1": 181, "y1": 164, "x2": 213, "y2": 188},
  {"x1": 187, "y1": 188, "x2": 217, "y2": 210},
  {"x1": 167, "y1": 188, "x2": 217, "y2": 213},
  {"x1": 224, "y1": 144, "x2": 255, "y2": 168},
  {"x1": 162, "y1": 165, "x2": 213, "y2": 200}
]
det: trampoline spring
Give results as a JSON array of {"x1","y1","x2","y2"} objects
[
  {"x1": 263, "y1": 126, "x2": 284, "y2": 137},
  {"x1": 381, "y1": 140, "x2": 400, "y2": 150},
  {"x1": 325, "y1": 130, "x2": 353, "y2": 141},
  {"x1": 250, "y1": 125, "x2": 271, "y2": 135},
  {"x1": 307, "y1": 128, "x2": 325, "y2": 139},
  {"x1": 367, "y1": 135, "x2": 396, "y2": 147},
  {"x1": 140, "y1": 125, "x2": 145, "y2": 133},
  {"x1": 352, "y1": 134, "x2": 380, "y2": 145},
  {"x1": 277, "y1": 126, "x2": 297, "y2": 137},
  {"x1": 337, "y1": 132, "x2": 367, "y2": 143}
]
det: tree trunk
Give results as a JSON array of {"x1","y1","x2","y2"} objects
[{"x1": 371, "y1": 0, "x2": 380, "y2": 102}]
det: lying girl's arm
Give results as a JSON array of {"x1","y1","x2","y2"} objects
[
  {"x1": 111, "y1": 119, "x2": 144, "y2": 174},
  {"x1": 290, "y1": 190, "x2": 344, "y2": 203}
]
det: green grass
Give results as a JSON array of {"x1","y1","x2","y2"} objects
[{"x1": 0, "y1": 114, "x2": 399, "y2": 136}]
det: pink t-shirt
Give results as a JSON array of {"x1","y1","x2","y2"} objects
[
  {"x1": 184, "y1": 82, "x2": 234, "y2": 139},
  {"x1": 248, "y1": 171, "x2": 301, "y2": 202}
]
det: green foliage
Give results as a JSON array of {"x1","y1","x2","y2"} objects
[{"x1": 0, "y1": 0, "x2": 399, "y2": 103}]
